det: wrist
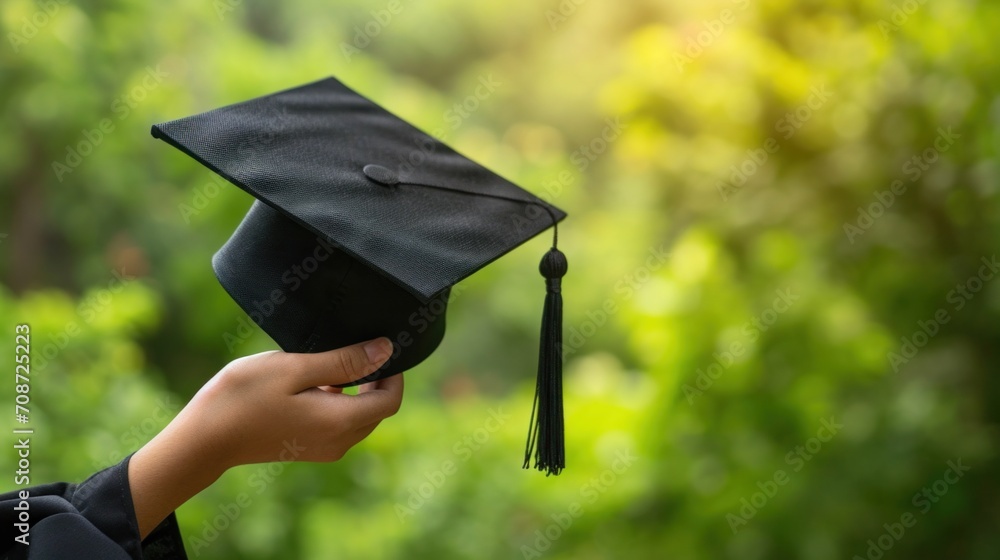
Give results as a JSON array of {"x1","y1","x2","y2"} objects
[
  {"x1": 165, "y1": 399, "x2": 237, "y2": 480},
  {"x1": 128, "y1": 407, "x2": 229, "y2": 538}
]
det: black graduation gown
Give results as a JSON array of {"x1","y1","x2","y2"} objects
[{"x1": 0, "y1": 454, "x2": 187, "y2": 559}]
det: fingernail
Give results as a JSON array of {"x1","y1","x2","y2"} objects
[{"x1": 364, "y1": 337, "x2": 392, "y2": 365}]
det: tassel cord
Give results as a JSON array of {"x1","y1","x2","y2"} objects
[{"x1": 397, "y1": 177, "x2": 567, "y2": 475}]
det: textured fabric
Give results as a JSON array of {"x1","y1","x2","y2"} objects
[
  {"x1": 151, "y1": 76, "x2": 565, "y2": 301},
  {"x1": 0, "y1": 455, "x2": 187, "y2": 559},
  {"x1": 151, "y1": 76, "x2": 566, "y2": 381}
]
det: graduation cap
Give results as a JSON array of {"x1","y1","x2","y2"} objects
[{"x1": 151, "y1": 77, "x2": 569, "y2": 475}]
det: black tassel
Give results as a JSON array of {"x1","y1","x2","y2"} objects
[
  {"x1": 524, "y1": 246, "x2": 567, "y2": 476},
  {"x1": 382, "y1": 177, "x2": 569, "y2": 474}
]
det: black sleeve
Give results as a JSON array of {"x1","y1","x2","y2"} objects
[{"x1": 0, "y1": 454, "x2": 187, "y2": 559}]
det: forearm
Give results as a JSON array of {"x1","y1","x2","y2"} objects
[
  {"x1": 127, "y1": 411, "x2": 228, "y2": 539},
  {"x1": 125, "y1": 340, "x2": 397, "y2": 539}
]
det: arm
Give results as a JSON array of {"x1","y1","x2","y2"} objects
[{"x1": 127, "y1": 337, "x2": 398, "y2": 538}]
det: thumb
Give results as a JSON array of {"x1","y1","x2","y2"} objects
[{"x1": 289, "y1": 337, "x2": 393, "y2": 390}]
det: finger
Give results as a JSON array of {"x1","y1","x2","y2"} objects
[
  {"x1": 336, "y1": 372, "x2": 404, "y2": 428},
  {"x1": 357, "y1": 371, "x2": 404, "y2": 394},
  {"x1": 317, "y1": 386, "x2": 344, "y2": 394},
  {"x1": 287, "y1": 338, "x2": 393, "y2": 391}
]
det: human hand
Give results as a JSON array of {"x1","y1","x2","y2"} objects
[
  {"x1": 128, "y1": 337, "x2": 400, "y2": 537},
  {"x1": 180, "y1": 336, "x2": 401, "y2": 468}
]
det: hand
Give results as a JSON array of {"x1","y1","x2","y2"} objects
[
  {"x1": 181, "y1": 336, "x2": 401, "y2": 467},
  {"x1": 128, "y1": 337, "x2": 400, "y2": 538}
]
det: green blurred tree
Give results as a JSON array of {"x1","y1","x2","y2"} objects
[{"x1": 1, "y1": 0, "x2": 998, "y2": 558}]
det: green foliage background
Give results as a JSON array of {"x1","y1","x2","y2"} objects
[{"x1": 2, "y1": 0, "x2": 999, "y2": 558}]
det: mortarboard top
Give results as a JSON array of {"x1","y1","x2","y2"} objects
[{"x1": 152, "y1": 76, "x2": 569, "y2": 475}]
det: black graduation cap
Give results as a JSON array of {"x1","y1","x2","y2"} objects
[{"x1": 151, "y1": 77, "x2": 569, "y2": 475}]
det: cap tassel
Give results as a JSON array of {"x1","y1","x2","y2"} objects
[
  {"x1": 381, "y1": 175, "x2": 568, "y2": 474},
  {"x1": 524, "y1": 245, "x2": 567, "y2": 476}
]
